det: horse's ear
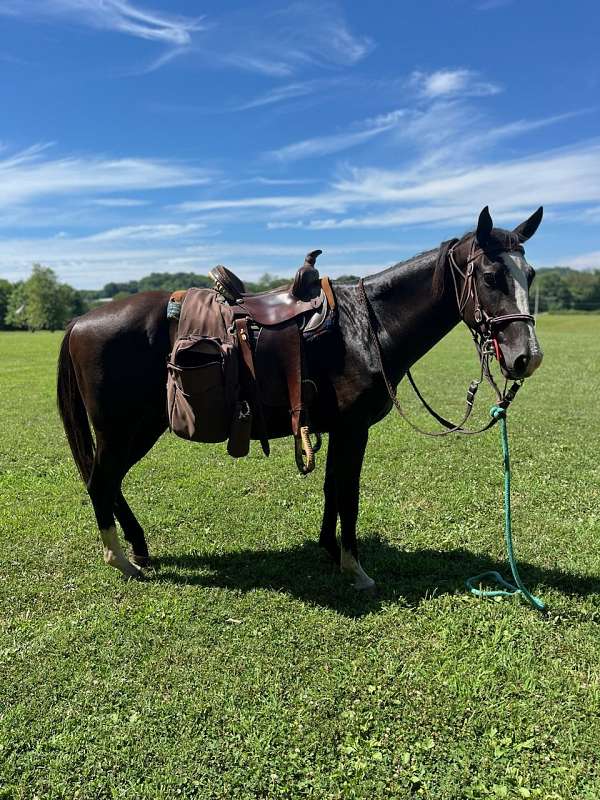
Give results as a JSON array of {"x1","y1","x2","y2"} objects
[
  {"x1": 476, "y1": 206, "x2": 493, "y2": 245},
  {"x1": 513, "y1": 206, "x2": 543, "y2": 242}
]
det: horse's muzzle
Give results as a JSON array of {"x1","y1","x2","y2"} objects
[{"x1": 501, "y1": 347, "x2": 543, "y2": 379}]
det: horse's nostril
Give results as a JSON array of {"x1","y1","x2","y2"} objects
[{"x1": 513, "y1": 354, "x2": 529, "y2": 376}]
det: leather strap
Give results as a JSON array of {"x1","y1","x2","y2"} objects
[
  {"x1": 235, "y1": 318, "x2": 270, "y2": 456},
  {"x1": 321, "y1": 276, "x2": 336, "y2": 311},
  {"x1": 358, "y1": 278, "x2": 522, "y2": 437},
  {"x1": 257, "y1": 321, "x2": 306, "y2": 438},
  {"x1": 448, "y1": 240, "x2": 535, "y2": 335}
]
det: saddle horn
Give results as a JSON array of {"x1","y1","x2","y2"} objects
[{"x1": 292, "y1": 249, "x2": 323, "y2": 301}]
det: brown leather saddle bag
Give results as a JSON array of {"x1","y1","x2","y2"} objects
[
  {"x1": 166, "y1": 289, "x2": 239, "y2": 444},
  {"x1": 167, "y1": 335, "x2": 238, "y2": 443}
]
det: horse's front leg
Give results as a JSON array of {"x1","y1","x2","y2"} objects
[{"x1": 331, "y1": 426, "x2": 375, "y2": 591}]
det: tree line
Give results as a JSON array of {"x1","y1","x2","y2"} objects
[{"x1": 0, "y1": 263, "x2": 598, "y2": 331}]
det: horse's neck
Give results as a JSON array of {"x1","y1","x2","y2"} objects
[{"x1": 366, "y1": 250, "x2": 460, "y2": 382}]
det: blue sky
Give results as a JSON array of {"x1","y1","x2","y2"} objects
[{"x1": 0, "y1": 0, "x2": 599, "y2": 288}]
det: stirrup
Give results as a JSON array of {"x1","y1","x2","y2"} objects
[{"x1": 294, "y1": 426, "x2": 318, "y2": 475}]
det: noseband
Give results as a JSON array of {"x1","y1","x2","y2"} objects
[{"x1": 358, "y1": 236, "x2": 536, "y2": 437}]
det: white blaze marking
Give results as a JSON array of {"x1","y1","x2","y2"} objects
[
  {"x1": 501, "y1": 252, "x2": 541, "y2": 355},
  {"x1": 341, "y1": 548, "x2": 375, "y2": 591},
  {"x1": 101, "y1": 526, "x2": 141, "y2": 578}
]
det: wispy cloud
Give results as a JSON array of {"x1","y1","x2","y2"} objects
[
  {"x1": 0, "y1": 144, "x2": 214, "y2": 207},
  {"x1": 253, "y1": 176, "x2": 320, "y2": 186},
  {"x1": 2, "y1": 1, "x2": 370, "y2": 78},
  {"x1": 0, "y1": 0, "x2": 204, "y2": 73},
  {"x1": 568, "y1": 250, "x2": 600, "y2": 269},
  {"x1": 263, "y1": 102, "x2": 577, "y2": 169},
  {"x1": 0, "y1": 0, "x2": 203, "y2": 46},
  {"x1": 0, "y1": 234, "x2": 412, "y2": 288},
  {"x1": 175, "y1": 195, "x2": 346, "y2": 215},
  {"x1": 173, "y1": 138, "x2": 600, "y2": 233},
  {"x1": 583, "y1": 205, "x2": 600, "y2": 222},
  {"x1": 92, "y1": 197, "x2": 149, "y2": 208},
  {"x1": 220, "y1": 54, "x2": 293, "y2": 79},
  {"x1": 410, "y1": 68, "x2": 502, "y2": 98},
  {"x1": 308, "y1": 142, "x2": 600, "y2": 228},
  {"x1": 88, "y1": 222, "x2": 207, "y2": 242},
  {"x1": 387, "y1": 104, "x2": 592, "y2": 173},
  {"x1": 332, "y1": 142, "x2": 600, "y2": 207},
  {"x1": 204, "y1": 2, "x2": 372, "y2": 77},
  {"x1": 474, "y1": 110, "x2": 593, "y2": 145},
  {"x1": 235, "y1": 81, "x2": 321, "y2": 111},
  {"x1": 268, "y1": 109, "x2": 405, "y2": 161}
]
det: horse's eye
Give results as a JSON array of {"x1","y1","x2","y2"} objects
[{"x1": 482, "y1": 273, "x2": 497, "y2": 289}]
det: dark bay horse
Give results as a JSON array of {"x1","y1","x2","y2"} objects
[{"x1": 57, "y1": 206, "x2": 544, "y2": 588}]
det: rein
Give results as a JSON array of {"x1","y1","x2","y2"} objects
[{"x1": 357, "y1": 237, "x2": 534, "y2": 436}]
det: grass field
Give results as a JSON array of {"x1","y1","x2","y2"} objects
[{"x1": 1, "y1": 315, "x2": 599, "y2": 799}]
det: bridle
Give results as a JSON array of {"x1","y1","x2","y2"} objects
[
  {"x1": 358, "y1": 235, "x2": 536, "y2": 437},
  {"x1": 448, "y1": 237, "x2": 535, "y2": 347}
]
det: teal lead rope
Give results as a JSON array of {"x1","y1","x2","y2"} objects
[{"x1": 466, "y1": 405, "x2": 546, "y2": 612}]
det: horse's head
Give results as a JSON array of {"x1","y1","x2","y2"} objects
[{"x1": 446, "y1": 206, "x2": 544, "y2": 380}]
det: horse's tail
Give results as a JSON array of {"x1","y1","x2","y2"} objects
[{"x1": 57, "y1": 322, "x2": 95, "y2": 485}]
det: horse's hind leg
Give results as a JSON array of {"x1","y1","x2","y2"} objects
[
  {"x1": 113, "y1": 417, "x2": 166, "y2": 568},
  {"x1": 88, "y1": 434, "x2": 141, "y2": 578},
  {"x1": 114, "y1": 493, "x2": 149, "y2": 568}
]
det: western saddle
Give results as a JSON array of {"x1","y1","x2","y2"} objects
[
  {"x1": 209, "y1": 249, "x2": 329, "y2": 324},
  {"x1": 168, "y1": 250, "x2": 335, "y2": 473}
]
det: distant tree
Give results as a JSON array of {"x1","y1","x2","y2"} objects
[
  {"x1": 4, "y1": 265, "x2": 85, "y2": 330},
  {"x1": 246, "y1": 273, "x2": 288, "y2": 292},
  {"x1": 4, "y1": 282, "x2": 27, "y2": 329},
  {"x1": 335, "y1": 274, "x2": 361, "y2": 284},
  {"x1": 137, "y1": 272, "x2": 212, "y2": 292},
  {"x1": 103, "y1": 280, "x2": 140, "y2": 297},
  {"x1": 0, "y1": 278, "x2": 12, "y2": 329},
  {"x1": 568, "y1": 269, "x2": 600, "y2": 310},
  {"x1": 22, "y1": 265, "x2": 67, "y2": 330},
  {"x1": 57, "y1": 282, "x2": 85, "y2": 321},
  {"x1": 537, "y1": 272, "x2": 573, "y2": 311}
]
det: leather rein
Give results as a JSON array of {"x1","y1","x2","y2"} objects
[{"x1": 358, "y1": 238, "x2": 535, "y2": 437}]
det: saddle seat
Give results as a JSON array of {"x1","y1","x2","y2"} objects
[{"x1": 209, "y1": 249, "x2": 324, "y2": 326}]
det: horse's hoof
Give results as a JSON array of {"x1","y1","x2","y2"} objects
[
  {"x1": 340, "y1": 549, "x2": 376, "y2": 593},
  {"x1": 131, "y1": 554, "x2": 152, "y2": 569},
  {"x1": 353, "y1": 576, "x2": 377, "y2": 593},
  {"x1": 122, "y1": 562, "x2": 144, "y2": 580}
]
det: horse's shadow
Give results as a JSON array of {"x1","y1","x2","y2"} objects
[{"x1": 154, "y1": 535, "x2": 600, "y2": 618}]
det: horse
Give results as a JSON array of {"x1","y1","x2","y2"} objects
[{"x1": 57, "y1": 205, "x2": 544, "y2": 589}]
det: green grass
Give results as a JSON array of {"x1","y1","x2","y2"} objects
[{"x1": 1, "y1": 316, "x2": 599, "y2": 799}]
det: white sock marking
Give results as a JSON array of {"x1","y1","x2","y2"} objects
[
  {"x1": 341, "y1": 548, "x2": 375, "y2": 591},
  {"x1": 101, "y1": 526, "x2": 141, "y2": 578}
]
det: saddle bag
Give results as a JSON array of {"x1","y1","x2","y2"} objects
[{"x1": 167, "y1": 335, "x2": 238, "y2": 443}]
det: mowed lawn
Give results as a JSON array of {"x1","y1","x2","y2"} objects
[{"x1": 1, "y1": 315, "x2": 599, "y2": 800}]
